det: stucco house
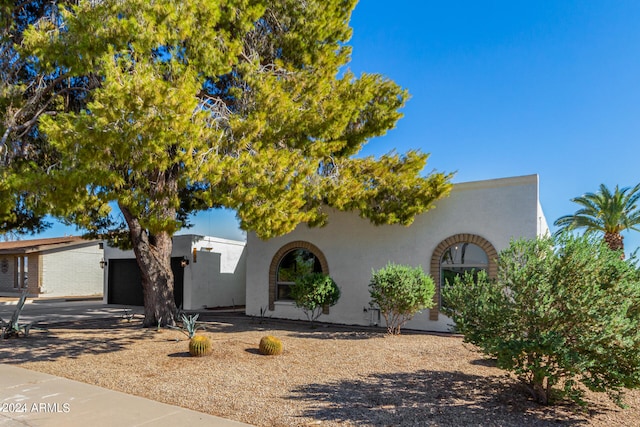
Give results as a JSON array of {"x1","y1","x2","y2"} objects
[
  {"x1": 3, "y1": 174, "x2": 547, "y2": 334},
  {"x1": 245, "y1": 174, "x2": 549, "y2": 332},
  {"x1": 0, "y1": 236, "x2": 104, "y2": 297},
  {"x1": 104, "y1": 234, "x2": 246, "y2": 310}
]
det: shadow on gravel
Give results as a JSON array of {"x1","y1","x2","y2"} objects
[
  {"x1": 0, "y1": 318, "x2": 147, "y2": 364},
  {"x1": 167, "y1": 352, "x2": 191, "y2": 358},
  {"x1": 469, "y1": 357, "x2": 498, "y2": 368},
  {"x1": 289, "y1": 370, "x2": 603, "y2": 427},
  {"x1": 286, "y1": 330, "x2": 383, "y2": 340},
  {"x1": 199, "y1": 314, "x2": 387, "y2": 340}
]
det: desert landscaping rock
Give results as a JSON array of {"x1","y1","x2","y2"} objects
[{"x1": 1, "y1": 315, "x2": 639, "y2": 426}]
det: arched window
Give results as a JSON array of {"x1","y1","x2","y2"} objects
[
  {"x1": 430, "y1": 234, "x2": 498, "y2": 321},
  {"x1": 275, "y1": 249, "x2": 322, "y2": 301},
  {"x1": 440, "y1": 243, "x2": 488, "y2": 308},
  {"x1": 268, "y1": 241, "x2": 329, "y2": 311}
]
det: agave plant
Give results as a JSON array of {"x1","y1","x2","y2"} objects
[
  {"x1": 168, "y1": 313, "x2": 203, "y2": 338},
  {"x1": 1, "y1": 291, "x2": 42, "y2": 338}
]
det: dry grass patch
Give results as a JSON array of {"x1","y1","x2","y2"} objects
[{"x1": 1, "y1": 315, "x2": 639, "y2": 426}]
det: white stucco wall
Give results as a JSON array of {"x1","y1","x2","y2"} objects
[
  {"x1": 39, "y1": 243, "x2": 104, "y2": 297},
  {"x1": 104, "y1": 235, "x2": 246, "y2": 309},
  {"x1": 246, "y1": 174, "x2": 546, "y2": 333},
  {"x1": 182, "y1": 236, "x2": 247, "y2": 310},
  {"x1": 538, "y1": 201, "x2": 550, "y2": 236}
]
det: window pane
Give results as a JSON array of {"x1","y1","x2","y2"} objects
[
  {"x1": 277, "y1": 249, "x2": 321, "y2": 282},
  {"x1": 22, "y1": 256, "x2": 28, "y2": 288},
  {"x1": 277, "y1": 284, "x2": 292, "y2": 300},
  {"x1": 276, "y1": 249, "x2": 322, "y2": 300},
  {"x1": 440, "y1": 242, "x2": 488, "y2": 309},
  {"x1": 441, "y1": 243, "x2": 488, "y2": 266},
  {"x1": 442, "y1": 267, "x2": 483, "y2": 286}
]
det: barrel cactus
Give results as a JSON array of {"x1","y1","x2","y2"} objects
[
  {"x1": 259, "y1": 335, "x2": 283, "y2": 356},
  {"x1": 189, "y1": 335, "x2": 212, "y2": 357}
]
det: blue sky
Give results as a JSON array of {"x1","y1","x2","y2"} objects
[{"x1": 40, "y1": 0, "x2": 640, "y2": 255}]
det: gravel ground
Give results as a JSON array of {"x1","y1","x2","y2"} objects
[{"x1": 1, "y1": 314, "x2": 639, "y2": 426}]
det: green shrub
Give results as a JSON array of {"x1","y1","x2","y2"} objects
[
  {"x1": 369, "y1": 263, "x2": 435, "y2": 335},
  {"x1": 442, "y1": 234, "x2": 640, "y2": 407},
  {"x1": 289, "y1": 273, "x2": 340, "y2": 324}
]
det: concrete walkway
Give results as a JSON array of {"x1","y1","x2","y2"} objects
[{"x1": 0, "y1": 364, "x2": 253, "y2": 427}]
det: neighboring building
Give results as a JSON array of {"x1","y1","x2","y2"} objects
[
  {"x1": 104, "y1": 235, "x2": 246, "y2": 310},
  {"x1": 245, "y1": 174, "x2": 549, "y2": 333},
  {"x1": 0, "y1": 236, "x2": 104, "y2": 297}
]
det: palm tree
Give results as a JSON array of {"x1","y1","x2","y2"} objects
[{"x1": 554, "y1": 183, "x2": 640, "y2": 255}]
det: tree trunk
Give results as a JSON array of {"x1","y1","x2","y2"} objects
[
  {"x1": 604, "y1": 232, "x2": 625, "y2": 258},
  {"x1": 532, "y1": 379, "x2": 550, "y2": 405},
  {"x1": 120, "y1": 203, "x2": 178, "y2": 327}
]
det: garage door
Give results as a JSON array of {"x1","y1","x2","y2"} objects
[{"x1": 107, "y1": 258, "x2": 184, "y2": 307}]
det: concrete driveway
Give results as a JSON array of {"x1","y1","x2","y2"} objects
[{"x1": 0, "y1": 299, "x2": 144, "y2": 327}]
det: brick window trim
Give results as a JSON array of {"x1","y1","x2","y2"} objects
[
  {"x1": 429, "y1": 234, "x2": 498, "y2": 321},
  {"x1": 268, "y1": 241, "x2": 330, "y2": 312}
]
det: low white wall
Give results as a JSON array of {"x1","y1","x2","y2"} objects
[
  {"x1": 183, "y1": 236, "x2": 246, "y2": 310},
  {"x1": 246, "y1": 174, "x2": 545, "y2": 332},
  {"x1": 104, "y1": 235, "x2": 246, "y2": 309}
]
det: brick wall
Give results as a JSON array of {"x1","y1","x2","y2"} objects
[
  {"x1": 0, "y1": 255, "x2": 14, "y2": 292},
  {"x1": 40, "y1": 244, "x2": 104, "y2": 297}
]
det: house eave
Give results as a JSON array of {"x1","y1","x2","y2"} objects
[{"x1": 0, "y1": 238, "x2": 102, "y2": 256}]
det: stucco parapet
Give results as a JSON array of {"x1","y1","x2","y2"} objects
[
  {"x1": 174, "y1": 234, "x2": 247, "y2": 248},
  {"x1": 451, "y1": 174, "x2": 538, "y2": 193}
]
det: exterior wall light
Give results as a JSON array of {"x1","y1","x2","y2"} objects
[
  {"x1": 99, "y1": 258, "x2": 108, "y2": 269},
  {"x1": 180, "y1": 256, "x2": 190, "y2": 267}
]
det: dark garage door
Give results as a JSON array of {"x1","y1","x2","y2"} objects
[{"x1": 107, "y1": 258, "x2": 184, "y2": 307}]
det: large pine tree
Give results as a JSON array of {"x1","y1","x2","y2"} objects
[
  {"x1": 0, "y1": 0, "x2": 78, "y2": 236},
  {"x1": 3, "y1": 0, "x2": 452, "y2": 326}
]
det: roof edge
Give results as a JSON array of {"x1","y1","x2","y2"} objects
[
  {"x1": 452, "y1": 174, "x2": 539, "y2": 192},
  {"x1": 0, "y1": 237, "x2": 102, "y2": 254}
]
